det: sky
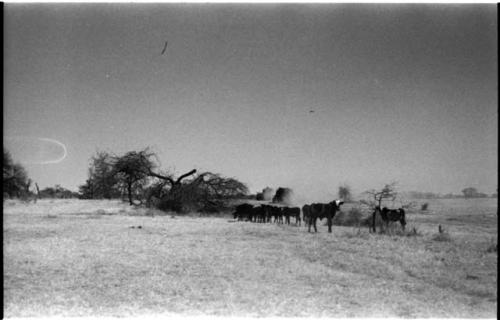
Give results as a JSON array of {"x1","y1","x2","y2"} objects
[{"x1": 3, "y1": 4, "x2": 497, "y2": 202}]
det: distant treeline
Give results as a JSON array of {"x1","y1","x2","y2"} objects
[
  {"x1": 405, "y1": 189, "x2": 496, "y2": 199},
  {"x1": 4, "y1": 147, "x2": 497, "y2": 207},
  {"x1": 38, "y1": 185, "x2": 80, "y2": 199}
]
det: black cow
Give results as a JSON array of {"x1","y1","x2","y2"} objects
[
  {"x1": 264, "y1": 205, "x2": 273, "y2": 223},
  {"x1": 372, "y1": 206, "x2": 406, "y2": 232},
  {"x1": 302, "y1": 204, "x2": 311, "y2": 227},
  {"x1": 271, "y1": 206, "x2": 283, "y2": 224},
  {"x1": 308, "y1": 200, "x2": 344, "y2": 233},
  {"x1": 233, "y1": 203, "x2": 254, "y2": 221},
  {"x1": 260, "y1": 204, "x2": 272, "y2": 223},
  {"x1": 282, "y1": 206, "x2": 291, "y2": 225},
  {"x1": 252, "y1": 205, "x2": 267, "y2": 223},
  {"x1": 283, "y1": 207, "x2": 301, "y2": 226}
]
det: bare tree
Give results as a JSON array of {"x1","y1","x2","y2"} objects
[
  {"x1": 362, "y1": 182, "x2": 398, "y2": 209},
  {"x1": 199, "y1": 172, "x2": 247, "y2": 197},
  {"x1": 152, "y1": 171, "x2": 248, "y2": 213},
  {"x1": 78, "y1": 146, "x2": 248, "y2": 213},
  {"x1": 3, "y1": 148, "x2": 31, "y2": 199},
  {"x1": 146, "y1": 169, "x2": 198, "y2": 211},
  {"x1": 91, "y1": 151, "x2": 120, "y2": 199},
  {"x1": 148, "y1": 168, "x2": 197, "y2": 190},
  {"x1": 112, "y1": 149, "x2": 158, "y2": 205}
]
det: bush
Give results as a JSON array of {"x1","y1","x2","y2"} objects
[
  {"x1": 333, "y1": 207, "x2": 366, "y2": 226},
  {"x1": 360, "y1": 208, "x2": 386, "y2": 230},
  {"x1": 158, "y1": 199, "x2": 185, "y2": 213}
]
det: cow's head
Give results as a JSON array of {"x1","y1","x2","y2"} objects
[{"x1": 328, "y1": 200, "x2": 344, "y2": 215}]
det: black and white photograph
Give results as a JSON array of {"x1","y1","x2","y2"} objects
[{"x1": 3, "y1": 2, "x2": 497, "y2": 318}]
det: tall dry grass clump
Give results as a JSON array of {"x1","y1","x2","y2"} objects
[
  {"x1": 485, "y1": 239, "x2": 497, "y2": 253},
  {"x1": 432, "y1": 231, "x2": 452, "y2": 242}
]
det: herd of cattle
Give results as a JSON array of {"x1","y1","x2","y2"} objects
[
  {"x1": 233, "y1": 200, "x2": 408, "y2": 233},
  {"x1": 233, "y1": 200, "x2": 345, "y2": 233}
]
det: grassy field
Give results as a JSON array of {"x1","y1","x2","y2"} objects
[{"x1": 3, "y1": 198, "x2": 497, "y2": 317}]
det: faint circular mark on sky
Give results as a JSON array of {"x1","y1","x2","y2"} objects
[{"x1": 4, "y1": 136, "x2": 67, "y2": 165}]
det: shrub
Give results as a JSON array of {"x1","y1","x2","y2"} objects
[
  {"x1": 333, "y1": 207, "x2": 366, "y2": 226},
  {"x1": 360, "y1": 216, "x2": 373, "y2": 228},
  {"x1": 158, "y1": 199, "x2": 185, "y2": 213},
  {"x1": 360, "y1": 208, "x2": 386, "y2": 230}
]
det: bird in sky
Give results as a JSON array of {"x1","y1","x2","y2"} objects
[
  {"x1": 161, "y1": 41, "x2": 168, "y2": 55},
  {"x1": 309, "y1": 110, "x2": 315, "y2": 113}
]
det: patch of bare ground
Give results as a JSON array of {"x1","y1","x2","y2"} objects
[{"x1": 3, "y1": 199, "x2": 497, "y2": 317}]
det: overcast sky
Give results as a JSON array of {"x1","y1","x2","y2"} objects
[{"x1": 4, "y1": 4, "x2": 497, "y2": 201}]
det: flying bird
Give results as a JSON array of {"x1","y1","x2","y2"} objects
[
  {"x1": 161, "y1": 41, "x2": 168, "y2": 55},
  {"x1": 309, "y1": 110, "x2": 315, "y2": 113}
]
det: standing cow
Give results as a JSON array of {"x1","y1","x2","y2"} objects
[
  {"x1": 252, "y1": 205, "x2": 267, "y2": 223},
  {"x1": 308, "y1": 200, "x2": 344, "y2": 233},
  {"x1": 282, "y1": 206, "x2": 291, "y2": 225},
  {"x1": 302, "y1": 204, "x2": 311, "y2": 227},
  {"x1": 261, "y1": 204, "x2": 273, "y2": 223},
  {"x1": 272, "y1": 206, "x2": 283, "y2": 224},
  {"x1": 372, "y1": 206, "x2": 406, "y2": 232},
  {"x1": 233, "y1": 203, "x2": 254, "y2": 221},
  {"x1": 283, "y1": 207, "x2": 301, "y2": 226}
]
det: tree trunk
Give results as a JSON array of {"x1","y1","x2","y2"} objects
[
  {"x1": 372, "y1": 211, "x2": 376, "y2": 232},
  {"x1": 127, "y1": 182, "x2": 133, "y2": 205}
]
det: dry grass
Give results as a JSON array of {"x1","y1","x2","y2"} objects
[{"x1": 3, "y1": 198, "x2": 497, "y2": 317}]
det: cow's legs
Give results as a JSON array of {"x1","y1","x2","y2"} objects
[
  {"x1": 327, "y1": 218, "x2": 332, "y2": 233},
  {"x1": 372, "y1": 212, "x2": 376, "y2": 233},
  {"x1": 309, "y1": 217, "x2": 317, "y2": 232}
]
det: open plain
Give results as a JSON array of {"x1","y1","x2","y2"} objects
[{"x1": 3, "y1": 198, "x2": 497, "y2": 317}]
